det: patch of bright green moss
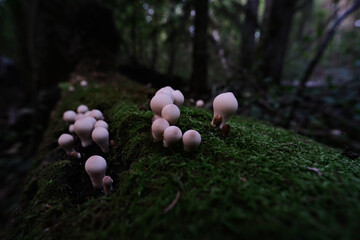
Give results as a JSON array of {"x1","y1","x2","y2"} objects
[{"x1": 6, "y1": 76, "x2": 360, "y2": 239}]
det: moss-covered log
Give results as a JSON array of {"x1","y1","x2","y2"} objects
[{"x1": 5, "y1": 75, "x2": 360, "y2": 239}]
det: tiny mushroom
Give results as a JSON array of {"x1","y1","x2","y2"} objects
[
  {"x1": 80, "y1": 80, "x2": 88, "y2": 87},
  {"x1": 152, "y1": 114, "x2": 162, "y2": 123},
  {"x1": 182, "y1": 130, "x2": 201, "y2": 152},
  {"x1": 85, "y1": 155, "x2": 107, "y2": 189},
  {"x1": 211, "y1": 92, "x2": 238, "y2": 129},
  {"x1": 74, "y1": 116, "x2": 95, "y2": 147},
  {"x1": 63, "y1": 110, "x2": 77, "y2": 123},
  {"x1": 102, "y1": 176, "x2": 113, "y2": 195},
  {"x1": 151, "y1": 118, "x2": 170, "y2": 142},
  {"x1": 150, "y1": 93, "x2": 174, "y2": 116},
  {"x1": 172, "y1": 90, "x2": 184, "y2": 107},
  {"x1": 90, "y1": 109, "x2": 104, "y2": 120},
  {"x1": 77, "y1": 104, "x2": 89, "y2": 114},
  {"x1": 58, "y1": 133, "x2": 74, "y2": 154},
  {"x1": 156, "y1": 87, "x2": 175, "y2": 101},
  {"x1": 163, "y1": 126, "x2": 182, "y2": 147},
  {"x1": 161, "y1": 104, "x2": 180, "y2": 125},
  {"x1": 195, "y1": 100, "x2": 204, "y2": 108},
  {"x1": 92, "y1": 127, "x2": 109, "y2": 153},
  {"x1": 69, "y1": 124, "x2": 75, "y2": 133},
  {"x1": 95, "y1": 120, "x2": 108, "y2": 129}
]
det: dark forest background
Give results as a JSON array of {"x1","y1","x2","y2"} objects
[{"x1": 1, "y1": 0, "x2": 360, "y2": 231}]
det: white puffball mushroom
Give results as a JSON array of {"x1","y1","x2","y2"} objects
[
  {"x1": 75, "y1": 113, "x2": 85, "y2": 121},
  {"x1": 63, "y1": 110, "x2": 77, "y2": 123},
  {"x1": 102, "y1": 176, "x2": 113, "y2": 195},
  {"x1": 69, "y1": 124, "x2": 75, "y2": 133},
  {"x1": 74, "y1": 116, "x2": 95, "y2": 147},
  {"x1": 151, "y1": 118, "x2": 170, "y2": 142},
  {"x1": 85, "y1": 155, "x2": 107, "y2": 189},
  {"x1": 58, "y1": 133, "x2": 74, "y2": 154},
  {"x1": 80, "y1": 80, "x2": 88, "y2": 87},
  {"x1": 85, "y1": 111, "x2": 92, "y2": 116},
  {"x1": 77, "y1": 104, "x2": 89, "y2": 114},
  {"x1": 172, "y1": 90, "x2": 184, "y2": 107},
  {"x1": 152, "y1": 114, "x2": 161, "y2": 123},
  {"x1": 95, "y1": 120, "x2": 108, "y2": 129},
  {"x1": 156, "y1": 88, "x2": 174, "y2": 101},
  {"x1": 90, "y1": 109, "x2": 104, "y2": 120},
  {"x1": 92, "y1": 127, "x2": 109, "y2": 153},
  {"x1": 211, "y1": 92, "x2": 238, "y2": 129},
  {"x1": 183, "y1": 130, "x2": 201, "y2": 152},
  {"x1": 163, "y1": 126, "x2": 182, "y2": 147},
  {"x1": 161, "y1": 104, "x2": 180, "y2": 125},
  {"x1": 196, "y1": 100, "x2": 204, "y2": 108},
  {"x1": 150, "y1": 93, "x2": 174, "y2": 115},
  {"x1": 68, "y1": 86, "x2": 75, "y2": 92}
]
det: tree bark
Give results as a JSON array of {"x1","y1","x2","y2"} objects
[
  {"x1": 257, "y1": 0, "x2": 297, "y2": 84},
  {"x1": 190, "y1": 0, "x2": 209, "y2": 97},
  {"x1": 240, "y1": 0, "x2": 259, "y2": 70}
]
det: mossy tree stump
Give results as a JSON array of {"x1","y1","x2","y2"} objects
[{"x1": 6, "y1": 75, "x2": 360, "y2": 239}]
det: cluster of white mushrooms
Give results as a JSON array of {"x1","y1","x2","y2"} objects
[
  {"x1": 150, "y1": 87, "x2": 202, "y2": 152},
  {"x1": 58, "y1": 104, "x2": 113, "y2": 195}
]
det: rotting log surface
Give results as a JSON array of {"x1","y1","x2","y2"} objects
[{"x1": 5, "y1": 75, "x2": 360, "y2": 239}]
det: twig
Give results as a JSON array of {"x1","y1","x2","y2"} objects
[{"x1": 163, "y1": 191, "x2": 181, "y2": 213}]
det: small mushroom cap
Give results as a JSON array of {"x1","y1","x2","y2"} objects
[
  {"x1": 80, "y1": 80, "x2": 88, "y2": 87},
  {"x1": 90, "y1": 109, "x2": 104, "y2": 120},
  {"x1": 92, "y1": 127, "x2": 109, "y2": 153},
  {"x1": 95, "y1": 120, "x2": 108, "y2": 129},
  {"x1": 85, "y1": 155, "x2": 107, "y2": 189},
  {"x1": 63, "y1": 110, "x2": 77, "y2": 123},
  {"x1": 74, "y1": 116, "x2": 95, "y2": 147},
  {"x1": 58, "y1": 133, "x2": 74, "y2": 154},
  {"x1": 150, "y1": 93, "x2": 174, "y2": 116},
  {"x1": 196, "y1": 100, "x2": 204, "y2": 108},
  {"x1": 102, "y1": 176, "x2": 113, "y2": 195},
  {"x1": 172, "y1": 90, "x2": 184, "y2": 107},
  {"x1": 151, "y1": 118, "x2": 170, "y2": 142},
  {"x1": 182, "y1": 130, "x2": 201, "y2": 152},
  {"x1": 161, "y1": 104, "x2": 180, "y2": 125},
  {"x1": 152, "y1": 114, "x2": 162, "y2": 123},
  {"x1": 77, "y1": 104, "x2": 89, "y2": 114},
  {"x1": 75, "y1": 113, "x2": 85, "y2": 121},
  {"x1": 163, "y1": 126, "x2": 182, "y2": 147},
  {"x1": 156, "y1": 88, "x2": 175, "y2": 101},
  {"x1": 212, "y1": 92, "x2": 238, "y2": 128},
  {"x1": 69, "y1": 124, "x2": 75, "y2": 133}
]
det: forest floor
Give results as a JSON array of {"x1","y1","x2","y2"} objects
[{"x1": 3, "y1": 73, "x2": 360, "y2": 239}]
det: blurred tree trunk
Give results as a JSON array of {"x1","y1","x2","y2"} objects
[
  {"x1": 297, "y1": 0, "x2": 313, "y2": 40},
  {"x1": 190, "y1": 0, "x2": 209, "y2": 96},
  {"x1": 240, "y1": 0, "x2": 259, "y2": 70},
  {"x1": 257, "y1": 0, "x2": 297, "y2": 84}
]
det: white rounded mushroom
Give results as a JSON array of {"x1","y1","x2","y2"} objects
[
  {"x1": 151, "y1": 118, "x2": 170, "y2": 142},
  {"x1": 74, "y1": 116, "x2": 95, "y2": 147},
  {"x1": 80, "y1": 80, "x2": 88, "y2": 87},
  {"x1": 102, "y1": 176, "x2": 113, "y2": 195},
  {"x1": 92, "y1": 127, "x2": 109, "y2": 153},
  {"x1": 69, "y1": 124, "x2": 75, "y2": 133},
  {"x1": 85, "y1": 155, "x2": 107, "y2": 189},
  {"x1": 75, "y1": 113, "x2": 85, "y2": 121},
  {"x1": 95, "y1": 120, "x2": 108, "y2": 129},
  {"x1": 63, "y1": 110, "x2": 77, "y2": 123},
  {"x1": 211, "y1": 92, "x2": 238, "y2": 129},
  {"x1": 161, "y1": 104, "x2": 180, "y2": 125},
  {"x1": 150, "y1": 93, "x2": 174, "y2": 116},
  {"x1": 77, "y1": 104, "x2": 89, "y2": 114},
  {"x1": 152, "y1": 114, "x2": 162, "y2": 123},
  {"x1": 156, "y1": 87, "x2": 174, "y2": 101},
  {"x1": 163, "y1": 126, "x2": 182, "y2": 147},
  {"x1": 196, "y1": 100, "x2": 204, "y2": 108},
  {"x1": 172, "y1": 90, "x2": 184, "y2": 107},
  {"x1": 182, "y1": 130, "x2": 201, "y2": 152},
  {"x1": 58, "y1": 133, "x2": 74, "y2": 154},
  {"x1": 90, "y1": 109, "x2": 104, "y2": 120}
]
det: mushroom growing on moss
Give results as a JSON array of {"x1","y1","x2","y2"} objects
[
  {"x1": 182, "y1": 130, "x2": 201, "y2": 152},
  {"x1": 95, "y1": 120, "x2": 108, "y2": 129},
  {"x1": 151, "y1": 118, "x2": 170, "y2": 142},
  {"x1": 102, "y1": 176, "x2": 113, "y2": 195},
  {"x1": 211, "y1": 92, "x2": 238, "y2": 129},
  {"x1": 58, "y1": 133, "x2": 74, "y2": 154},
  {"x1": 85, "y1": 155, "x2": 107, "y2": 189},
  {"x1": 196, "y1": 100, "x2": 204, "y2": 108},
  {"x1": 161, "y1": 104, "x2": 180, "y2": 125},
  {"x1": 92, "y1": 127, "x2": 109, "y2": 153},
  {"x1": 63, "y1": 110, "x2": 77, "y2": 123},
  {"x1": 77, "y1": 104, "x2": 89, "y2": 114},
  {"x1": 90, "y1": 109, "x2": 104, "y2": 120},
  {"x1": 172, "y1": 90, "x2": 184, "y2": 107},
  {"x1": 74, "y1": 116, "x2": 95, "y2": 147},
  {"x1": 150, "y1": 93, "x2": 174, "y2": 116},
  {"x1": 163, "y1": 126, "x2": 182, "y2": 147}
]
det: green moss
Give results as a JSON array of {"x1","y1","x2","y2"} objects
[{"x1": 6, "y1": 76, "x2": 360, "y2": 239}]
